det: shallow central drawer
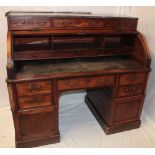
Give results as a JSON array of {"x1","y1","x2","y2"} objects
[
  {"x1": 58, "y1": 75, "x2": 115, "y2": 91},
  {"x1": 16, "y1": 81, "x2": 51, "y2": 97},
  {"x1": 18, "y1": 94, "x2": 52, "y2": 110}
]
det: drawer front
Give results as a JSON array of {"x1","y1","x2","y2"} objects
[
  {"x1": 14, "y1": 50, "x2": 102, "y2": 61},
  {"x1": 117, "y1": 85, "x2": 144, "y2": 98},
  {"x1": 8, "y1": 17, "x2": 34, "y2": 30},
  {"x1": 52, "y1": 19, "x2": 103, "y2": 28},
  {"x1": 103, "y1": 48, "x2": 132, "y2": 56},
  {"x1": 112, "y1": 96, "x2": 144, "y2": 124},
  {"x1": 8, "y1": 17, "x2": 50, "y2": 30},
  {"x1": 33, "y1": 17, "x2": 51, "y2": 28},
  {"x1": 16, "y1": 81, "x2": 51, "y2": 97},
  {"x1": 58, "y1": 75, "x2": 115, "y2": 91},
  {"x1": 18, "y1": 94, "x2": 52, "y2": 110},
  {"x1": 15, "y1": 107, "x2": 58, "y2": 140},
  {"x1": 8, "y1": 17, "x2": 137, "y2": 30},
  {"x1": 52, "y1": 49, "x2": 102, "y2": 58},
  {"x1": 119, "y1": 73, "x2": 146, "y2": 86},
  {"x1": 14, "y1": 51, "x2": 53, "y2": 61}
]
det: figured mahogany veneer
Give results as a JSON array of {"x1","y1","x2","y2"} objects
[
  {"x1": 18, "y1": 94, "x2": 52, "y2": 110},
  {"x1": 117, "y1": 85, "x2": 144, "y2": 98},
  {"x1": 16, "y1": 81, "x2": 51, "y2": 97},
  {"x1": 58, "y1": 75, "x2": 115, "y2": 91},
  {"x1": 6, "y1": 11, "x2": 151, "y2": 147},
  {"x1": 119, "y1": 73, "x2": 147, "y2": 85}
]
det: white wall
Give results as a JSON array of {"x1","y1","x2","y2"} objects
[
  {"x1": 0, "y1": 6, "x2": 155, "y2": 124},
  {"x1": 130, "y1": 7, "x2": 155, "y2": 122}
]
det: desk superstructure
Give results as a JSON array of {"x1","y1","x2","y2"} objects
[{"x1": 6, "y1": 11, "x2": 151, "y2": 147}]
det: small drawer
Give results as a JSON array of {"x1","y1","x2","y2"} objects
[
  {"x1": 52, "y1": 19, "x2": 103, "y2": 28},
  {"x1": 14, "y1": 51, "x2": 53, "y2": 61},
  {"x1": 18, "y1": 94, "x2": 52, "y2": 110},
  {"x1": 58, "y1": 75, "x2": 115, "y2": 91},
  {"x1": 34, "y1": 17, "x2": 51, "y2": 28},
  {"x1": 119, "y1": 73, "x2": 146, "y2": 86},
  {"x1": 16, "y1": 81, "x2": 51, "y2": 97},
  {"x1": 8, "y1": 17, "x2": 34, "y2": 30},
  {"x1": 117, "y1": 85, "x2": 144, "y2": 98},
  {"x1": 52, "y1": 49, "x2": 102, "y2": 58}
]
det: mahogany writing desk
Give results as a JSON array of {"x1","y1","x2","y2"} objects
[{"x1": 6, "y1": 11, "x2": 151, "y2": 147}]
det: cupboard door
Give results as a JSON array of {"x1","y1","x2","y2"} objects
[
  {"x1": 15, "y1": 107, "x2": 58, "y2": 140},
  {"x1": 112, "y1": 96, "x2": 144, "y2": 124}
]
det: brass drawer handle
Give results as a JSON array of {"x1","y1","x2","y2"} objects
[
  {"x1": 89, "y1": 21, "x2": 97, "y2": 26},
  {"x1": 124, "y1": 87, "x2": 136, "y2": 93},
  {"x1": 75, "y1": 50, "x2": 81, "y2": 54},
  {"x1": 14, "y1": 20, "x2": 17, "y2": 24},
  {"x1": 37, "y1": 21, "x2": 47, "y2": 26},
  {"x1": 65, "y1": 21, "x2": 71, "y2": 25},
  {"x1": 32, "y1": 53, "x2": 38, "y2": 58},
  {"x1": 65, "y1": 81, "x2": 77, "y2": 87},
  {"x1": 116, "y1": 50, "x2": 120, "y2": 53},
  {"x1": 128, "y1": 75, "x2": 137, "y2": 81},
  {"x1": 22, "y1": 20, "x2": 25, "y2": 24},
  {"x1": 96, "y1": 77, "x2": 109, "y2": 83},
  {"x1": 28, "y1": 84, "x2": 41, "y2": 92},
  {"x1": 59, "y1": 21, "x2": 64, "y2": 24},
  {"x1": 28, "y1": 97, "x2": 43, "y2": 104}
]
